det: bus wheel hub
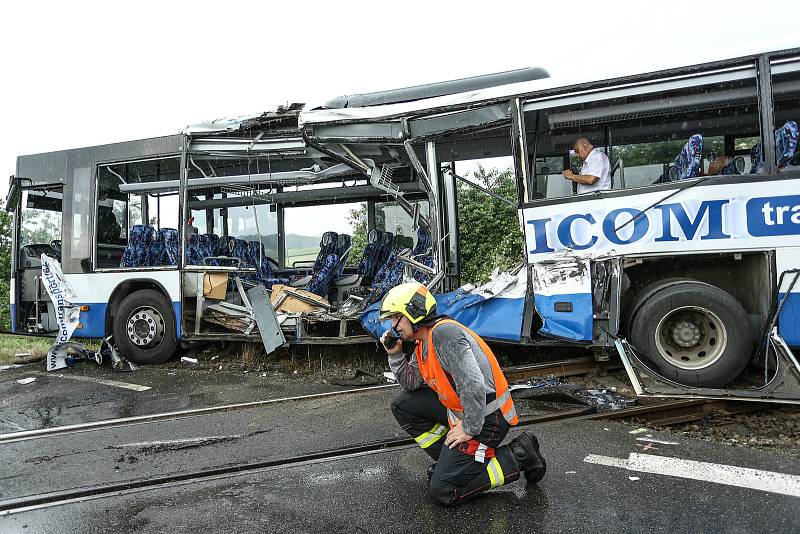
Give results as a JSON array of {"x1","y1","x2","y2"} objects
[
  {"x1": 672, "y1": 320, "x2": 700, "y2": 348},
  {"x1": 127, "y1": 308, "x2": 163, "y2": 346}
]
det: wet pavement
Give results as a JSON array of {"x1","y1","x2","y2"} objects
[
  {"x1": 2, "y1": 419, "x2": 798, "y2": 533},
  {"x1": 1, "y1": 362, "x2": 799, "y2": 533},
  {"x1": 0, "y1": 361, "x2": 352, "y2": 431}
]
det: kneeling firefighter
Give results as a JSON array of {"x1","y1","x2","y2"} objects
[{"x1": 379, "y1": 282, "x2": 546, "y2": 506}]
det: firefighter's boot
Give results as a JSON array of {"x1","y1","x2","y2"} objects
[
  {"x1": 426, "y1": 462, "x2": 437, "y2": 485},
  {"x1": 510, "y1": 432, "x2": 546, "y2": 483}
]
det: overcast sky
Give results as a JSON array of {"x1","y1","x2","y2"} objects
[{"x1": 1, "y1": 0, "x2": 798, "y2": 235}]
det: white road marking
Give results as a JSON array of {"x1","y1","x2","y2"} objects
[
  {"x1": 584, "y1": 453, "x2": 800, "y2": 497},
  {"x1": 47, "y1": 373, "x2": 151, "y2": 391}
]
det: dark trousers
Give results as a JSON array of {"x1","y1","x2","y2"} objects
[{"x1": 391, "y1": 387, "x2": 521, "y2": 506}]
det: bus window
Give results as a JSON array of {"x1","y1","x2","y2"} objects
[
  {"x1": 21, "y1": 188, "x2": 62, "y2": 248},
  {"x1": 375, "y1": 200, "x2": 431, "y2": 250},
  {"x1": 771, "y1": 60, "x2": 800, "y2": 172},
  {"x1": 525, "y1": 73, "x2": 761, "y2": 198},
  {"x1": 437, "y1": 124, "x2": 519, "y2": 285},
  {"x1": 96, "y1": 157, "x2": 181, "y2": 268},
  {"x1": 283, "y1": 202, "x2": 364, "y2": 269},
  {"x1": 227, "y1": 204, "x2": 278, "y2": 260}
]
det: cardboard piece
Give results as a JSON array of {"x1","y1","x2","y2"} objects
[
  {"x1": 203, "y1": 273, "x2": 228, "y2": 299},
  {"x1": 270, "y1": 284, "x2": 329, "y2": 314}
]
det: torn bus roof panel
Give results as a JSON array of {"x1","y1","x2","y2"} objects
[
  {"x1": 323, "y1": 67, "x2": 549, "y2": 109},
  {"x1": 360, "y1": 271, "x2": 527, "y2": 342},
  {"x1": 300, "y1": 76, "x2": 558, "y2": 127},
  {"x1": 184, "y1": 103, "x2": 305, "y2": 135}
]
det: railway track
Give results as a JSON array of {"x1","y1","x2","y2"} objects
[
  {"x1": 0, "y1": 356, "x2": 614, "y2": 445},
  {"x1": 1, "y1": 356, "x2": 761, "y2": 516},
  {"x1": 0, "y1": 396, "x2": 747, "y2": 516}
]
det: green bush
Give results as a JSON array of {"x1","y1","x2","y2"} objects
[{"x1": 457, "y1": 166, "x2": 523, "y2": 285}]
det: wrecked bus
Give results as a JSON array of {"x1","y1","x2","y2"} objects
[
  {"x1": 299, "y1": 48, "x2": 800, "y2": 402},
  {"x1": 4, "y1": 66, "x2": 550, "y2": 366},
  {"x1": 6, "y1": 48, "x2": 800, "y2": 403},
  {"x1": 4, "y1": 106, "x2": 437, "y2": 363}
]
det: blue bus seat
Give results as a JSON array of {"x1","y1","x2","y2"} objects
[
  {"x1": 750, "y1": 121, "x2": 799, "y2": 173},
  {"x1": 120, "y1": 224, "x2": 154, "y2": 267},
  {"x1": 674, "y1": 134, "x2": 704, "y2": 180},
  {"x1": 185, "y1": 234, "x2": 203, "y2": 265},
  {"x1": 335, "y1": 234, "x2": 352, "y2": 278},
  {"x1": 776, "y1": 121, "x2": 799, "y2": 168},
  {"x1": 306, "y1": 253, "x2": 340, "y2": 296},
  {"x1": 365, "y1": 246, "x2": 412, "y2": 305},
  {"x1": 357, "y1": 230, "x2": 387, "y2": 279},
  {"x1": 157, "y1": 228, "x2": 179, "y2": 266},
  {"x1": 412, "y1": 227, "x2": 434, "y2": 284}
]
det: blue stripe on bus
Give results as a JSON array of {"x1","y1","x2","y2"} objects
[
  {"x1": 778, "y1": 292, "x2": 799, "y2": 347},
  {"x1": 10, "y1": 304, "x2": 16, "y2": 332},
  {"x1": 533, "y1": 292, "x2": 593, "y2": 341},
  {"x1": 449, "y1": 296, "x2": 525, "y2": 342},
  {"x1": 173, "y1": 302, "x2": 182, "y2": 339},
  {"x1": 77, "y1": 303, "x2": 108, "y2": 338},
  {"x1": 77, "y1": 302, "x2": 182, "y2": 340},
  {"x1": 360, "y1": 293, "x2": 525, "y2": 342}
]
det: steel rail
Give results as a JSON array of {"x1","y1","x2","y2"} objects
[
  {"x1": 0, "y1": 406, "x2": 593, "y2": 516},
  {"x1": 0, "y1": 384, "x2": 397, "y2": 444},
  {"x1": 0, "y1": 357, "x2": 609, "y2": 444},
  {"x1": 0, "y1": 397, "x2": 741, "y2": 515}
]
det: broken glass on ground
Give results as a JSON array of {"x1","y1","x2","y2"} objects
[{"x1": 572, "y1": 389, "x2": 636, "y2": 411}]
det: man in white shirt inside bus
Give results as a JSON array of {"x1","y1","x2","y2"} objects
[{"x1": 562, "y1": 137, "x2": 611, "y2": 194}]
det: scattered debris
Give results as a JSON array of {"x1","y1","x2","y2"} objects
[
  {"x1": 99, "y1": 338, "x2": 137, "y2": 371},
  {"x1": 629, "y1": 428, "x2": 649, "y2": 435},
  {"x1": 628, "y1": 476, "x2": 640, "y2": 481},
  {"x1": 16, "y1": 377, "x2": 37, "y2": 385},
  {"x1": 565, "y1": 471, "x2": 577, "y2": 474},
  {"x1": 182, "y1": 356, "x2": 199, "y2": 364},
  {"x1": 573, "y1": 389, "x2": 636, "y2": 411},
  {"x1": 635, "y1": 437, "x2": 679, "y2": 445},
  {"x1": 14, "y1": 352, "x2": 31, "y2": 358},
  {"x1": 510, "y1": 375, "x2": 562, "y2": 390},
  {"x1": 1, "y1": 364, "x2": 24, "y2": 371},
  {"x1": 383, "y1": 371, "x2": 396, "y2": 383},
  {"x1": 329, "y1": 368, "x2": 382, "y2": 387},
  {"x1": 45, "y1": 338, "x2": 136, "y2": 372}
]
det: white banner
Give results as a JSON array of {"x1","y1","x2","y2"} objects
[
  {"x1": 523, "y1": 178, "x2": 800, "y2": 262},
  {"x1": 40, "y1": 255, "x2": 80, "y2": 371}
]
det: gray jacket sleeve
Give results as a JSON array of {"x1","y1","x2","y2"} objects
[
  {"x1": 432, "y1": 326, "x2": 486, "y2": 436},
  {"x1": 388, "y1": 351, "x2": 424, "y2": 391}
]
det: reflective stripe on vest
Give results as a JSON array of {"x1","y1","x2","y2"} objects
[
  {"x1": 486, "y1": 457, "x2": 505, "y2": 488},
  {"x1": 415, "y1": 319, "x2": 518, "y2": 427},
  {"x1": 475, "y1": 443, "x2": 488, "y2": 464},
  {"x1": 415, "y1": 423, "x2": 446, "y2": 449}
]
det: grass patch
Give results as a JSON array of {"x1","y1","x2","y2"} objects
[
  {"x1": 0, "y1": 335, "x2": 102, "y2": 365},
  {"x1": 0, "y1": 335, "x2": 53, "y2": 364}
]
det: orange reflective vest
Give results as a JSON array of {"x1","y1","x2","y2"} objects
[{"x1": 415, "y1": 319, "x2": 518, "y2": 428}]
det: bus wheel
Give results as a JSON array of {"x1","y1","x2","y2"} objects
[
  {"x1": 112, "y1": 289, "x2": 177, "y2": 364},
  {"x1": 629, "y1": 281, "x2": 752, "y2": 388}
]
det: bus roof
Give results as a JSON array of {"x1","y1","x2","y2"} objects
[
  {"x1": 16, "y1": 134, "x2": 184, "y2": 187},
  {"x1": 300, "y1": 48, "x2": 800, "y2": 133},
  {"x1": 322, "y1": 67, "x2": 549, "y2": 109}
]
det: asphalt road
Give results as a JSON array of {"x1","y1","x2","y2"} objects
[
  {"x1": 1, "y1": 362, "x2": 799, "y2": 533},
  {"x1": 2, "y1": 419, "x2": 798, "y2": 533}
]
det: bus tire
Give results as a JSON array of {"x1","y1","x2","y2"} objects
[
  {"x1": 112, "y1": 289, "x2": 177, "y2": 364},
  {"x1": 629, "y1": 281, "x2": 752, "y2": 388}
]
